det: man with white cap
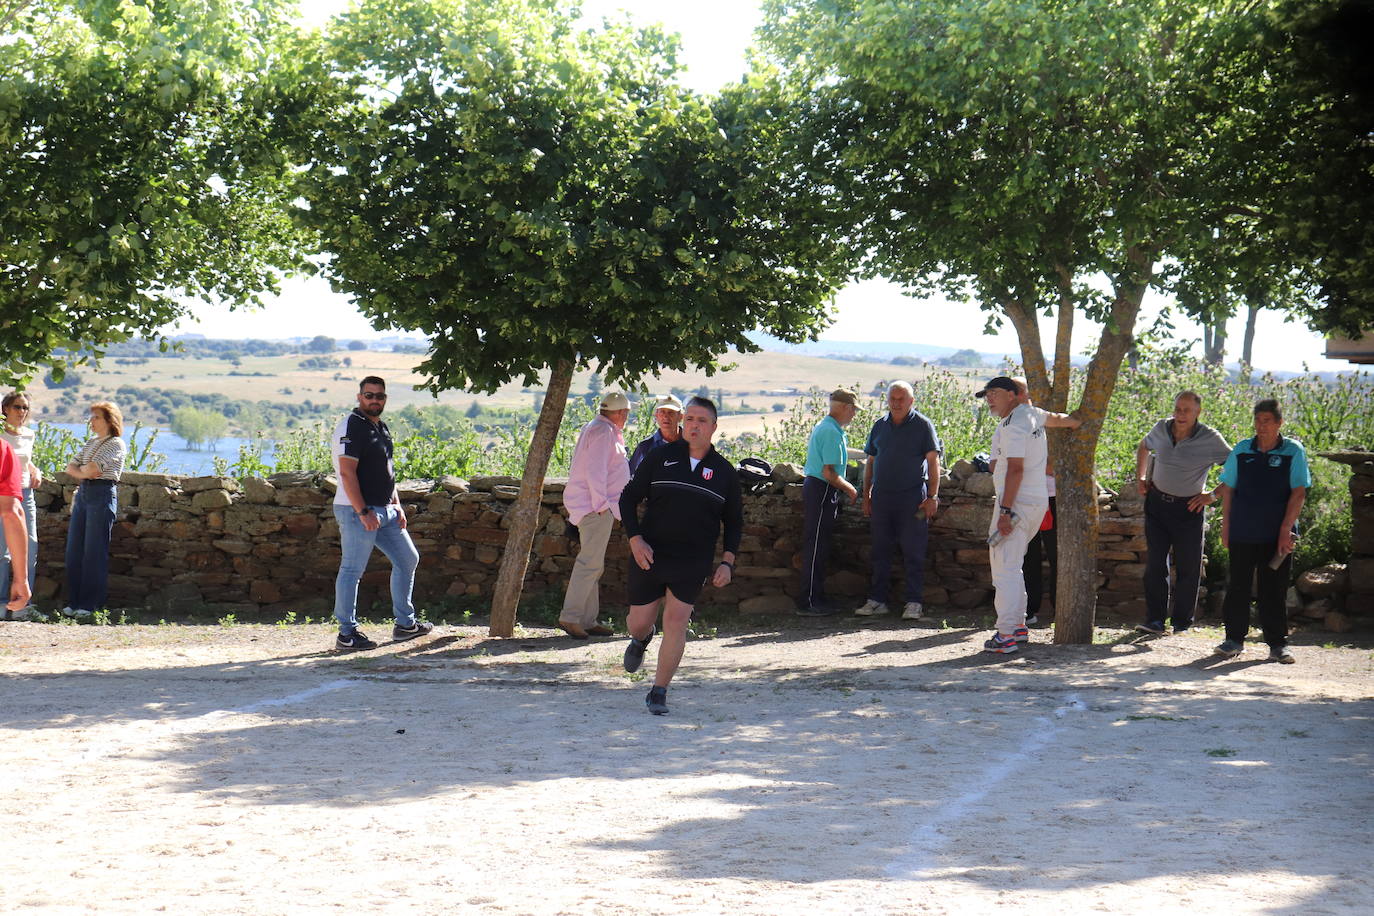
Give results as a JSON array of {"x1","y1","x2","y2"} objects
[
  {"x1": 559, "y1": 390, "x2": 631, "y2": 638},
  {"x1": 977, "y1": 376, "x2": 1048, "y2": 653},
  {"x1": 628, "y1": 394, "x2": 684, "y2": 475}
]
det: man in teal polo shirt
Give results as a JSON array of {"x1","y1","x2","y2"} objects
[
  {"x1": 1215, "y1": 398, "x2": 1310, "y2": 663},
  {"x1": 796, "y1": 389, "x2": 859, "y2": 615}
]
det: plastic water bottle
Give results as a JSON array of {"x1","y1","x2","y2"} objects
[{"x1": 987, "y1": 510, "x2": 1018, "y2": 548}]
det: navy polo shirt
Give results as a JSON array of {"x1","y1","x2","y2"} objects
[
  {"x1": 1219, "y1": 436, "x2": 1311, "y2": 543},
  {"x1": 864, "y1": 408, "x2": 942, "y2": 495},
  {"x1": 331, "y1": 408, "x2": 396, "y2": 507}
]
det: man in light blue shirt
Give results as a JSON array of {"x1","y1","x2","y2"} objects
[{"x1": 797, "y1": 389, "x2": 858, "y2": 615}]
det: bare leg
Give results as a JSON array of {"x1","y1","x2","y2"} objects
[
  {"x1": 653, "y1": 590, "x2": 694, "y2": 688},
  {"x1": 626, "y1": 600, "x2": 661, "y2": 642}
]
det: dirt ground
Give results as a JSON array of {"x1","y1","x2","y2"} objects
[{"x1": 1, "y1": 616, "x2": 1370, "y2": 915}]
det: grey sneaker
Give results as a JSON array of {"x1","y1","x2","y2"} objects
[
  {"x1": 853, "y1": 599, "x2": 889, "y2": 617},
  {"x1": 1213, "y1": 639, "x2": 1243, "y2": 659},
  {"x1": 1269, "y1": 646, "x2": 1296, "y2": 665},
  {"x1": 901, "y1": 601, "x2": 924, "y2": 620},
  {"x1": 646, "y1": 686, "x2": 669, "y2": 715}
]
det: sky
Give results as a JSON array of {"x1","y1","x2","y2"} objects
[{"x1": 160, "y1": 0, "x2": 1349, "y2": 373}]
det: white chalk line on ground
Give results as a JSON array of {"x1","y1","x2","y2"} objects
[
  {"x1": 71, "y1": 678, "x2": 362, "y2": 764},
  {"x1": 885, "y1": 692, "x2": 1088, "y2": 880}
]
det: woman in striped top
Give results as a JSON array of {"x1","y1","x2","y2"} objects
[
  {"x1": 1, "y1": 392, "x2": 42, "y2": 615},
  {"x1": 62, "y1": 402, "x2": 127, "y2": 618}
]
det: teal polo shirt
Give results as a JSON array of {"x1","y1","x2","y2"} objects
[{"x1": 804, "y1": 415, "x2": 848, "y2": 481}]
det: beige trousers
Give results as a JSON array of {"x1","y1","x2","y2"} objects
[{"x1": 561, "y1": 509, "x2": 615, "y2": 627}]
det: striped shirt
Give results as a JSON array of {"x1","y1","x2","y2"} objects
[{"x1": 75, "y1": 436, "x2": 126, "y2": 482}]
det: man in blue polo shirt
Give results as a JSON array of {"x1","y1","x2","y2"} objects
[
  {"x1": 1215, "y1": 398, "x2": 1310, "y2": 663},
  {"x1": 854, "y1": 381, "x2": 942, "y2": 621},
  {"x1": 796, "y1": 389, "x2": 859, "y2": 615}
]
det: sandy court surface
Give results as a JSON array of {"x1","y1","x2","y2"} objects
[{"x1": 1, "y1": 620, "x2": 1371, "y2": 915}]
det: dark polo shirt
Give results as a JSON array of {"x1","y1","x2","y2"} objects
[{"x1": 863, "y1": 408, "x2": 941, "y2": 495}]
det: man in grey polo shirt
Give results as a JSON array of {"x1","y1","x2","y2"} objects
[
  {"x1": 854, "y1": 381, "x2": 941, "y2": 620},
  {"x1": 1133, "y1": 390, "x2": 1232, "y2": 634}
]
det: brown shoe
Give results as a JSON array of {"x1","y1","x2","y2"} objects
[
  {"x1": 585, "y1": 625, "x2": 614, "y2": 637},
  {"x1": 556, "y1": 620, "x2": 589, "y2": 639}
]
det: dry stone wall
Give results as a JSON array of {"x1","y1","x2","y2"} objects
[
  {"x1": 24, "y1": 460, "x2": 1164, "y2": 621},
  {"x1": 1292, "y1": 451, "x2": 1374, "y2": 630}
]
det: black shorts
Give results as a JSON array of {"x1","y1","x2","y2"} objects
[{"x1": 626, "y1": 553, "x2": 714, "y2": 606}]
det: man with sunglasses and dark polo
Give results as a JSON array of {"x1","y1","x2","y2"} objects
[{"x1": 331, "y1": 376, "x2": 432, "y2": 650}]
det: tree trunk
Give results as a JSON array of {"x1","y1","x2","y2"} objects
[
  {"x1": 1240, "y1": 300, "x2": 1259, "y2": 383},
  {"x1": 488, "y1": 358, "x2": 575, "y2": 637},
  {"x1": 1202, "y1": 317, "x2": 1226, "y2": 365},
  {"x1": 1052, "y1": 248, "x2": 1153, "y2": 644}
]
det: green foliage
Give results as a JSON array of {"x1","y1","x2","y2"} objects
[
  {"x1": 291, "y1": 0, "x2": 847, "y2": 396},
  {"x1": 170, "y1": 407, "x2": 229, "y2": 450},
  {"x1": 0, "y1": 0, "x2": 307, "y2": 386}
]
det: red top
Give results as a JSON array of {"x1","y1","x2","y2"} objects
[{"x1": 0, "y1": 439, "x2": 20, "y2": 499}]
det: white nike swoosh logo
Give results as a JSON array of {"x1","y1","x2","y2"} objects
[{"x1": 663, "y1": 460, "x2": 679, "y2": 466}]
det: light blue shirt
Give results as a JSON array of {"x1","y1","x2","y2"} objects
[{"x1": 804, "y1": 415, "x2": 848, "y2": 481}]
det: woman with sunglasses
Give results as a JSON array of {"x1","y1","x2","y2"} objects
[
  {"x1": 62, "y1": 401, "x2": 126, "y2": 619},
  {"x1": 1, "y1": 392, "x2": 41, "y2": 619}
]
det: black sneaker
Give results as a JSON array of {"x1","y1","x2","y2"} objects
[
  {"x1": 623, "y1": 628, "x2": 655, "y2": 673},
  {"x1": 646, "y1": 686, "x2": 669, "y2": 715},
  {"x1": 795, "y1": 604, "x2": 835, "y2": 617},
  {"x1": 1135, "y1": 621, "x2": 1167, "y2": 635},
  {"x1": 336, "y1": 631, "x2": 378, "y2": 651},
  {"x1": 393, "y1": 620, "x2": 434, "y2": 641}
]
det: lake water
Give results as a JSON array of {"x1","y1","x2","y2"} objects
[{"x1": 52, "y1": 423, "x2": 280, "y2": 477}]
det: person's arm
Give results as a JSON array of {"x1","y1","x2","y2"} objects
[
  {"x1": 1220, "y1": 484, "x2": 1233, "y2": 549},
  {"x1": 1, "y1": 496, "x2": 28, "y2": 610},
  {"x1": 1278, "y1": 487, "x2": 1305, "y2": 555},
  {"x1": 1135, "y1": 439, "x2": 1152, "y2": 496},
  {"x1": 713, "y1": 472, "x2": 744, "y2": 587},
  {"x1": 27, "y1": 460, "x2": 42, "y2": 489},
  {"x1": 1040, "y1": 411, "x2": 1081, "y2": 429},
  {"x1": 822, "y1": 463, "x2": 857, "y2": 501},
  {"x1": 997, "y1": 457, "x2": 1025, "y2": 536},
  {"x1": 861, "y1": 452, "x2": 875, "y2": 517},
  {"x1": 619, "y1": 449, "x2": 654, "y2": 569},
  {"x1": 920, "y1": 449, "x2": 941, "y2": 519},
  {"x1": 337, "y1": 457, "x2": 380, "y2": 531}
]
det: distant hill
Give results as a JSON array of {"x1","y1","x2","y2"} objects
[{"x1": 746, "y1": 332, "x2": 1013, "y2": 366}]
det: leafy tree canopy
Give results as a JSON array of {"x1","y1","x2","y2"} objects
[
  {"x1": 0, "y1": 0, "x2": 307, "y2": 386},
  {"x1": 290, "y1": 0, "x2": 848, "y2": 396}
]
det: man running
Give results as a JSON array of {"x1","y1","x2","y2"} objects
[{"x1": 619, "y1": 397, "x2": 743, "y2": 715}]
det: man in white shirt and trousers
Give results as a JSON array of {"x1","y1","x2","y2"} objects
[{"x1": 977, "y1": 376, "x2": 1049, "y2": 654}]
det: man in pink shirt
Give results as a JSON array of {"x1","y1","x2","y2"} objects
[
  {"x1": 559, "y1": 391, "x2": 631, "y2": 638},
  {"x1": 1, "y1": 438, "x2": 31, "y2": 615}
]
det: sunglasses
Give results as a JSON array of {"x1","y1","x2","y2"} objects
[{"x1": 361, "y1": 392, "x2": 388, "y2": 401}]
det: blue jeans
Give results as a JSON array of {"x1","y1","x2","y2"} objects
[
  {"x1": 65, "y1": 481, "x2": 116, "y2": 612},
  {"x1": 0, "y1": 487, "x2": 38, "y2": 600},
  {"x1": 333, "y1": 505, "x2": 419, "y2": 634}
]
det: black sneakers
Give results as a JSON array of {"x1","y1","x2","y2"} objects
[
  {"x1": 623, "y1": 628, "x2": 655, "y2": 673},
  {"x1": 336, "y1": 631, "x2": 378, "y2": 651},
  {"x1": 646, "y1": 686, "x2": 669, "y2": 715},
  {"x1": 393, "y1": 621, "x2": 434, "y2": 641}
]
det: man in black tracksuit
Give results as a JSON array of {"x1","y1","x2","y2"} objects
[{"x1": 620, "y1": 396, "x2": 743, "y2": 715}]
